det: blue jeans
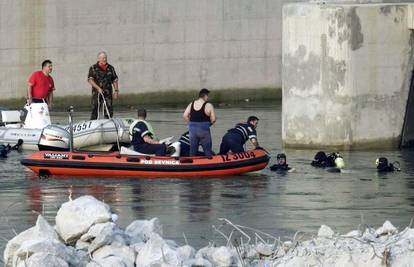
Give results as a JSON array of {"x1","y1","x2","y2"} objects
[
  {"x1": 219, "y1": 132, "x2": 244, "y2": 154},
  {"x1": 189, "y1": 122, "x2": 212, "y2": 157}
]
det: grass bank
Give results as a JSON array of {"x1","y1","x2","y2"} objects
[{"x1": 0, "y1": 88, "x2": 281, "y2": 111}]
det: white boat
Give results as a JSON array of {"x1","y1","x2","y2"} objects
[{"x1": 0, "y1": 103, "x2": 133, "y2": 151}]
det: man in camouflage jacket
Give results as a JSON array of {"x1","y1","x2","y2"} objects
[{"x1": 88, "y1": 51, "x2": 119, "y2": 120}]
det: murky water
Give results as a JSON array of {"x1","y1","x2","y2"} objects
[{"x1": 1, "y1": 102, "x2": 414, "y2": 256}]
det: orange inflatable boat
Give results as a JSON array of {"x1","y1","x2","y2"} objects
[{"x1": 21, "y1": 149, "x2": 270, "y2": 178}]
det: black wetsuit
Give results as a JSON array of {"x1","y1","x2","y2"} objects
[{"x1": 270, "y1": 164, "x2": 291, "y2": 172}]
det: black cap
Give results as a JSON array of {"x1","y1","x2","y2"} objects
[
  {"x1": 199, "y1": 88, "x2": 210, "y2": 97},
  {"x1": 247, "y1": 116, "x2": 259, "y2": 123}
]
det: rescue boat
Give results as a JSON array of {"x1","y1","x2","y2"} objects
[{"x1": 21, "y1": 149, "x2": 270, "y2": 178}]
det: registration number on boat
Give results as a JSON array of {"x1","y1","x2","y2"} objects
[
  {"x1": 44, "y1": 153, "x2": 69, "y2": 160},
  {"x1": 220, "y1": 151, "x2": 256, "y2": 162},
  {"x1": 65, "y1": 122, "x2": 93, "y2": 133}
]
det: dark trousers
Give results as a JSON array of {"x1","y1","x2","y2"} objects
[
  {"x1": 189, "y1": 122, "x2": 212, "y2": 157},
  {"x1": 91, "y1": 92, "x2": 113, "y2": 120},
  {"x1": 219, "y1": 133, "x2": 244, "y2": 155},
  {"x1": 135, "y1": 143, "x2": 167, "y2": 156}
]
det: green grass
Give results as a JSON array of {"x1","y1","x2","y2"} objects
[{"x1": 0, "y1": 88, "x2": 281, "y2": 111}]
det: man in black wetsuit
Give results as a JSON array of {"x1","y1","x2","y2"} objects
[{"x1": 219, "y1": 116, "x2": 260, "y2": 154}]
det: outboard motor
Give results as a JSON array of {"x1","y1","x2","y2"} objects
[{"x1": 38, "y1": 125, "x2": 70, "y2": 151}]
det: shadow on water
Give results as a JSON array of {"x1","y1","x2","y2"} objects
[{"x1": 1, "y1": 104, "x2": 414, "y2": 251}]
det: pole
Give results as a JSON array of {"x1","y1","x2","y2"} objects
[{"x1": 68, "y1": 106, "x2": 74, "y2": 152}]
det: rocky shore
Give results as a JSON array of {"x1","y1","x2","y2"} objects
[{"x1": 4, "y1": 195, "x2": 414, "y2": 266}]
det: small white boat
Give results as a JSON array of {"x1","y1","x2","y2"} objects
[{"x1": 0, "y1": 103, "x2": 133, "y2": 151}]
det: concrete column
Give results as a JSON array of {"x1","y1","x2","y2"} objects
[{"x1": 282, "y1": 3, "x2": 414, "y2": 149}]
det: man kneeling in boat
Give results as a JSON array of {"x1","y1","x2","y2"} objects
[
  {"x1": 219, "y1": 116, "x2": 260, "y2": 155},
  {"x1": 130, "y1": 109, "x2": 167, "y2": 156}
]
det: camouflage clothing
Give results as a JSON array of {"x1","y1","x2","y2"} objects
[{"x1": 88, "y1": 62, "x2": 118, "y2": 120}]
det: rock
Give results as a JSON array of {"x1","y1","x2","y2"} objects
[
  {"x1": 14, "y1": 239, "x2": 80, "y2": 266},
  {"x1": 111, "y1": 213, "x2": 119, "y2": 222},
  {"x1": 255, "y1": 243, "x2": 273, "y2": 256},
  {"x1": 80, "y1": 222, "x2": 116, "y2": 242},
  {"x1": 93, "y1": 243, "x2": 136, "y2": 267},
  {"x1": 18, "y1": 252, "x2": 68, "y2": 267},
  {"x1": 135, "y1": 233, "x2": 180, "y2": 267},
  {"x1": 342, "y1": 230, "x2": 361, "y2": 238},
  {"x1": 318, "y1": 225, "x2": 334, "y2": 238},
  {"x1": 375, "y1": 220, "x2": 397, "y2": 237},
  {"x1": 183, "y1": 257, "x2": 213, "y2": 267},
  {"x1": 211, "y1": 246, "x2": 234, "y2": 266},
  {"x1": 3, "y1": 215, "x2": 59, "y2": 267},
  {"x1": 87, "y1": 256, "x2": 128, "y2": 267},
  {"x1": 56, "y1": 195, "x2": 112, "y2": 244},
  {"x1": 76, "y1": 239, "x2": 90, "y2": 251},
  {"x1": 177, "y1": 245, "x2": 196, "y2": 261},
  {"x1": 125, "y1": 218, "x2": 162, "y2": 244}
]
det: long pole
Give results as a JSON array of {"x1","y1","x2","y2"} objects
[{"x1": 68, "y1": 106, "x2": 74, "y2": 152}]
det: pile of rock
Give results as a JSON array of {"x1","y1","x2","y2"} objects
[
  {"x1": 3, "y1": 196, "x2": 244, "y2": 267},
  {"x1": 4, "y1": 195, "x2": 414, "y2": 267}
]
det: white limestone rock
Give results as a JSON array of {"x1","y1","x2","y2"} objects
[
  {"x1": 177, "y1": 245, "x2": 196, "y2": 261},
  {"x1": 87, "y1": 256, "x2": 128, "y2": 267},
  {"x1": 55, "y1": 195, "x2": 112, "y2": 244},
  {"x1": 375, "y1": 220, "x2": 398, "y2": 237},
  {"x1": 125, "y1": 217, "x2": 162, "y2": 244},
  {"x1": 3, "y1": 215, "x2": 59, "y2": 267},
  {"x1": 92, "y1": 243, "x2": 136, "y2": 267},
  {"x1": 318, "y1": 225, "x2": 334, "y2": 238},
  {"x1": 211, "y1": 246, "x2": 234, "y2": 267},
  {"x1": 17, "y1": 252, "x2": 68, "y2": 267},
  {"x1": 135, "y1": 233, "x2": 181, "y2": 267}
]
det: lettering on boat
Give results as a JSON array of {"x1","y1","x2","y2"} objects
[
  {"x1": 44, "y1": 153, "x2": 69, "y2": 160},
  {"x1": 142, "y1": 159, "x2": 180, "y2": 165}
]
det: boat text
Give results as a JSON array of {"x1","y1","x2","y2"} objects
[
  {"x1": 142, "y1": 159, "x2": 180, "y2": 165},
  {"x1": 221, "y1": 151, "x2": 256, "y2": 162},
  {"x1": 44, "y1": 153, "x2": 69, "y2": 160}
]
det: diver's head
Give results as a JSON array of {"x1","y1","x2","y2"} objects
[
  {"x1": 314, "y1": 151, "x2": 327, "y2": 161},
  {"x1": 247, "y1": 116, "x2": 259, "y2": 128},
  {"x1": 276, "y1": 153, "x2": 287, "y2": 165},
  {"x1": 376, "y1": 157, "x2": 388, "y2": 169}
]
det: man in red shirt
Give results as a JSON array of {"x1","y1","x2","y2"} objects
[{"x1": 27, "y1": 60, "x2": 55, "y2": 109}]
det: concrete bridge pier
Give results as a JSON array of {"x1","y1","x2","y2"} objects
[{"x1": 282, "y1": 2, "x2": 414, "y2": 149}]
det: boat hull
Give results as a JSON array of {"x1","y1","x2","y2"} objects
[
  {"x1": 0, "y1": 118, "x2": 133, "y2": 151},
  {"x1": 21, "y1": 149, "x2": 270, "y2": 178}
]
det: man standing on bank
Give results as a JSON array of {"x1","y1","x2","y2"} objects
[
  {"x1": 183, "y1": 88, "x2": 216, "y2": 157},
  {"x1": 88, "y1": 51, "x2": 119, "y2": 120},
  {"x1": 27, "y1": 59, "x2": 55, "y2": 109}
]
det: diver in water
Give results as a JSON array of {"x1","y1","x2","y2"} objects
[
  {"x1": 376, "y1": 157, "x2": 400, "y2": 172},
  {"x1": 270, "y1": 153, "x2": 292, "y2": 172},
  {"x1": 311, "y1": 151, "x2": 344, "y2": 172},
  {"x1": 0, "y1": 139, "x2": 23, "y2": 158}
]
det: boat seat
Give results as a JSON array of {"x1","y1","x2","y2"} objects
[
  {"x1": 120, "y1": 146, "x2": 155, "y2": 156},
  {"x1": 1, "y1": 110, "x2": 22, "y2": 124}
]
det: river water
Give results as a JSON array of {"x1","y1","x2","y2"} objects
[{"x1": 1, "y1": 102, "x2": 414, "y2": 254}]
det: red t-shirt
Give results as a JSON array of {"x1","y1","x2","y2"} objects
[{"x1": 28, "y1": 71, "x2": 55, "y2": 99}]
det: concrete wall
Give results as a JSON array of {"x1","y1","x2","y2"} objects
[
  {"x1": 0, "y1": 0, "x2": 301, "y2": 99},
  {"x1": 282, "y1": 3, "x2": 414, "y2": 149}
]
